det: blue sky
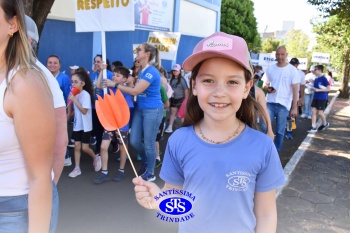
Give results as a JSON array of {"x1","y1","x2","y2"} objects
[{"x1": 251, "y1": 0, "x2": 321, "y2": 35}]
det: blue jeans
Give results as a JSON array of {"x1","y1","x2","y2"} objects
[
  {"x1": 267, "y1": 103, "x2": 290, "y2": 153},
  {"x1": 130, "y1": 107, "x2": 163, "y2": 175},
  {"x1": 0, "y1": 181, "x2": 59, "y2": 233},
  {"x1": 303, "y1": 93, "x2": 313, "y2": 116}
]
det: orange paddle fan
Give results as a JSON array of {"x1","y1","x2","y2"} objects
[{"x1": 95, "y1": 89, "x2": 137, "y2": 177}]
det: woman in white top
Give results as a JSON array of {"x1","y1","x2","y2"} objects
[{"x1": 0, "y1": 1, "x2": 56, "y2": 233}]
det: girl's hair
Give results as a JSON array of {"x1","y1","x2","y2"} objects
[
  {"x1": 327, "y1": 71, "x2": 332, "y2": 78},
  {"x1": 74, "y1": 69, "x2": 94, "y2": 103},
  {"x1": 131, "y1": 60, "x2": 140, "y2": 77},
  {"x1": 2, "y1": 0, "x2": 48, "y2": 91},
  {"x1": 183, "y1": 60, "x2": 270, "y2": 133},
  {"x1": 159, "y1": 66, "x2": 168, "y2": 78},
  {"x1": 142, "y1": 43, "x2": 161, "y2": 70},
  {"x1": 112, "y1": 60, "x2": 123, "y2": 68},
  {"x1": 170, "y1": 69, "x2": 183, "y2": 86},
  {"x1": 113, "y1": 66, "x2": 130, "y2": 79}
]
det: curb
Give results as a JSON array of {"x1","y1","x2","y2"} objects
[{"x1": 276, "y1": 90, "x2": 340, "y2": 198}]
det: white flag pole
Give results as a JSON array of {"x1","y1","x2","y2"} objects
[{"x1": 101, "y1": 31, "x2": 108, "y2": 94}]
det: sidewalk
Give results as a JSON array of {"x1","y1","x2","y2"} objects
[{"x1": 277, "y1": 97, "x2": 350, "y2": 233}]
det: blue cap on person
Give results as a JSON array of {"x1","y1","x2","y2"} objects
[
  {"x1": 25, "y1": 15, "x2": 39, "y2": 43},
  {"x1": 182, "y1": 32, "x2": 253, "y2": 75},
  {"x1": 172, "y1": 64, "x2": 181, "y2": 71}
]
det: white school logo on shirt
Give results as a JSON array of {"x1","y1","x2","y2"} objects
[
  {"x1": 145, "y1": 73, "x2": 153, "y2": 79},
  {"x1": 225, "y1": 171, "x2": 251, "y2": 192}
]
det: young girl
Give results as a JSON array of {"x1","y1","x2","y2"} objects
[
  {"x1": 68, "y1": 70, "x2": 101, "y2": 177},
  {"x1": 133, "y1": 32, "x2": 285, "y2": 232},
  {"x1": 165, "y1": 64, "x2": 189, "y2": 133}
]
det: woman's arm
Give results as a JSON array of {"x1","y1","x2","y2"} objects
[
  {"x1": 96, "y1": 69, "x2": 104, "y2": 89},
  {"x1": 133, "y1": 177, "x2": 182, "y2": 211},
  {"x1": 103, "y1": 78, "x2": 150, "y2": 96},
  {"x1": 53, "y1": 107, "x2": 68, "y2": 184},
  {"x1": 5, "y1": 70, "x2": 55, "y2": 233},
  {"x1": 255, "y1": 87, "x2": 274, "y2": 140},
  {"x1": 254, "y1": 190, "x2": 277, "y2": 233},
  {"x1": 163, "y1": 100, "x2": 170, "y2": 109}
]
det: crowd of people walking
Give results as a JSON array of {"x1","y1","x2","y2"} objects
[{"x1": 0, "y1": 1, "x2": 333, "y2": 232}]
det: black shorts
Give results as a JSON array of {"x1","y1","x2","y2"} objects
[
  {"x1": 170, "y1": 97, "x2": 185, "y2": 108},
  {"x1": 311, "y1": 99, "x2": 327, "y2": 111},
  {"x1": 102, "y1": 130, "x2": 129, "y2": 145},
  {"x1": 72, "y1": 130, "x2": 92, "y2": 144},
  {"x1": 156, "y1": 117, "x2": 166, "y2": 141}
]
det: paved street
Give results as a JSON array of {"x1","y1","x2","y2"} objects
[{"x1": 277, "y1": 97, "x2": 350, "y2": 233}]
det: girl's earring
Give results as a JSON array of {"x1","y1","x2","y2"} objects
[{"x1": 9, "y1": 33, "x2": 13, "y2": 37}]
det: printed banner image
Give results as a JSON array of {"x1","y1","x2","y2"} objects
[
  {"x1": 147, "y1": 32, "x2": 181, "y2": 60},
  {"x1": 134, "y1": 0, "x2": 174, "y2": 31}
]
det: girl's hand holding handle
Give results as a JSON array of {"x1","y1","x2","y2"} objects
[
  {"x1": 68, "y1": 93, "x2": 77, "y2": 103},
  {"x1": 133, "y1": 176, "x2": 161, "y2": 210}
]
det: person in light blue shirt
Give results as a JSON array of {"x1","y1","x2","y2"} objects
[
  {"x1": 46, "y1": 55, "x2": 71, "y2": 104},
  {"x1": 104, "y1": 43, "x2": 163, "y2": 182},
  {"x1": 133, "y1": 32, "x2": 285, "y2": 233}
]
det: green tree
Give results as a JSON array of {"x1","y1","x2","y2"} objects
[
  {"x1": 307, "y1": 0, "x2": 350, "y2": 20},
  {"x1": 283, "y1": 30, "x2": 310, "y2": 58},
  {"x1": 313, "y1": 15, "x2": 350, "y2": 98},
  {"x1": 308, "y1": 0, "x2": 350, "y2": 98},
  {"x1": 220, "y1": 0, "x2": 261, "y2": 53},
  {"x1": 261, "y1": 38, "x2": 281, "y2": 53}
]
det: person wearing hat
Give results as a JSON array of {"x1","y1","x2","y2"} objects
[
  {"x1": 289, "y1": 58, "x2": 306, "y2": 107},
  {"x1": 164, "y1": 64, "x2": 189, "y2": 133},
  {"x1": 261, "y1": 46, "x2": 300, "y2": 152},
  {"x1": 286, "y1": 58, "x2": 306, "y2": 139},
  {"x1": 133, "y1": 32, "x2": 284, "y2": 232},
  {"x1": 70, "y1": 65, "x2": 79, "y2": 76},
  {"x1": 302, "y1": 65, "x2": 316, "y2": 119}
]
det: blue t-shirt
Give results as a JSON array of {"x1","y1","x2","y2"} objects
[
  {"x1": 90, "y1": 70, "x2": 114, "y2": 101},
  {"x1": 136, "y1": 66, "x2": 163, "y2": 109},
  {"x1": 119, "y1": 92, "x2": 134, "y2": 131},
  {"x1": 56, "y1": 72, "x2": 71, "y2": 104},
  {"x1": 313, "y1": 76, "x2": 329, "y2": 100},
  {"x1": 160, "y1": 126, "x2": 285, "y2": 233}
]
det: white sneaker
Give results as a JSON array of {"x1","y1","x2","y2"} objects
[
  {"x1": 93, "y1": 155, "x2": 102, "y2": 172},
  {"x1": 307, "y1": 115, "x2": 312, "y2": 119},
  {"x1": 69, "y1": 168, "x2": 81, "y2": 178},
  {"x1": 307, "y1": 127, "x2": 317, "y2": 133},
  {"x1": 165, "y1": 126, "x2": 173, "y2": 133},
  {"x1": 64, "y1": 157, "x2": 72, "y2": 166},
  {"x1": 300, "y1": 114, "x2": 307, "y2": 118}
]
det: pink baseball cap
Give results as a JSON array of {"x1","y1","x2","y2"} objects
[
  {"x1": 182, "y1": 32, "x2": 253, "y2": 75},
  {"x1": 172, "y1": 64, "x2": 181, "y2": 71}
]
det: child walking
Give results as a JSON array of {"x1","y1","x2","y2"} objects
[
  {"x1": 133, "y1": 32, "x2": 285, "y2": 232},
  {"x1": 93, "y1": 66, "x2": 134, "y2": 184},
  {"x1": 165, "y1": 64, "x2": 189, "y2": 133},
  {"x1": 68, "y1": 70, "x2": 102, "y2": 177},
  {"x1": 307, "y1": 65, "x2": 331, "y2": 133}
]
